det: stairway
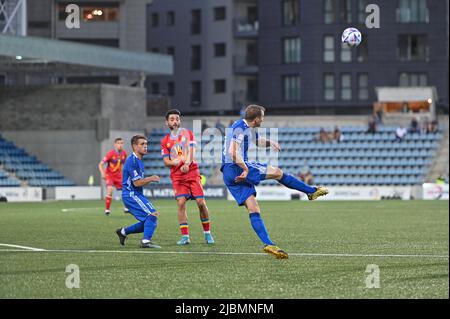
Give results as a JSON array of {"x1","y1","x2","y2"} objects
[{"x1": 426, "y1": 125, "x2": 449, "y2": 183}]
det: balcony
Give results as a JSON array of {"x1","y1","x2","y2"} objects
[
  {"x1": 233, "y1": 18, "x2": 259, "y2": 38},
  {"x1": 233, "y1": 54, "x2": 258, "y2": 75}
]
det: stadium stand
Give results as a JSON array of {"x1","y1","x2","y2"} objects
[
  {"x1": 0, "y1": 135, "x2": 76, "y2": 187},
  {"x1": 145, "y1": 125, "x2": 443, "y2": 187}
]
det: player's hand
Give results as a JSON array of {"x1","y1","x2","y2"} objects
[
  {"x1": 270, "y1": 141, "x2": 281, "y2": 152},
  {"x1": 181, "y1": 163, "x2": 190, "y2": 173},
  {"x1": 101, "y1": 174, "x2": 106, "y2": 180},
  {"x1": 235, "y1": 168, "x2": 248, "y2": 183},
  {"x1": 148, "y1": 175, "x2": 160, "y2": 183}
]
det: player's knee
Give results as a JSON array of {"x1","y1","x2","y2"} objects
[
  {"x1": 274, "y1": 168, "x2": 284, "y2": 180},
  {"x1": 196, "y1": 198, "x2": 207, "y2": 208},
  {"x1": 150, "y1": 211, "x2": 160, "y2": 218}
]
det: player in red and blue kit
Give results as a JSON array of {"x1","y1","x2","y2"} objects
[
  {"x1": 222, "y1": 105, "x2": 329, "y2": 259},
  {"x1": 161, "y1": 109, "x2": 214, "y2": 245},
  {"x1": 98, "y1": 137, "x2": 128, "y2": 216},
  {"x1": 115, "y1": 135, "x2": 161, "y2": 249}
]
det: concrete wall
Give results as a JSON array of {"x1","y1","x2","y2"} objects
[{"x1": 0, "y1": 84, "x2": 147, "y2": 185}]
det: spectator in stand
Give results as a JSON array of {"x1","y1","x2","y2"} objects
[
  {"x1": 316, "y1": 127, "x2": 331, "y2": 143},
  {"x1": 395, "y1": 124, "x2": 407, "y2": 141},
  {"x1": 409, "y1": 117, "x2": 420, "y2": 133},
  {"x1": 421, "y1": 118, "x2": 430, "y2": 134},
  {"x1": 332, "y1": 126, "x2": 344, "y2": 143},
  {"x1": 375, "y1": 108, "x2": 383, "y2": 124},
  {"x1": 298, "y1": 161, "x2": 314, "y2": 186},
  {"x1": 367, "y1": 116, "x2": 377, "y2": 134},
  {"x1": 429, "y1": 119, "x2": 439, "y2": 133}
]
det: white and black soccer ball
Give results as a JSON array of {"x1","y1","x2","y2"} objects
[{"x1": 341, "y1": 27, "x2": 362, "y2": 47}]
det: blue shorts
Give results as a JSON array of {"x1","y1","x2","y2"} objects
[
  {"x1": 221, "y1": 162, "x2": 268, "y2": 206},
  {"x1": 122, "y1": 191, "x2": 157, "y2": 222}
]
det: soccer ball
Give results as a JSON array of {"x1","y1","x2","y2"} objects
[{"x1": 341, "y1": 27, "x2": 362, "y2": 47}]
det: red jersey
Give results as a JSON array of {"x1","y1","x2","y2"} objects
[
  {"x1": 161, "y1": 128, "x2": 200, "y2": 180},
  {"x1": 102, "y1": 149, "x2": 127, "y2": 177}
]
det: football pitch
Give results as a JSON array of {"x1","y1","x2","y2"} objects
[{"x1": 0, "y1": 199, "x2": 448, "y2": 299}]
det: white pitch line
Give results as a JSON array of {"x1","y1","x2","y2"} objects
[
  {"x1": 0, "y1": 248, "x2": 448, "y2": 259},
  {"x1": 61, "y1": 207, "x2": 103, "y2": 212},
  {"x1": 0, "y1": 243, "x2": 46, "y2": 251}
]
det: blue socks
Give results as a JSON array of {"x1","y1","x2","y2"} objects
[
  {"x1": 143, "y1": 215, "x2": 158, "y2": 241},
  {"x1": 279, "y1": 173, "x2": 316, "y2": 194},
  {"x1": 124, "y1": 221, "x2": 144, "y2": 235},
  {"x1": 249, "y1": 212, "x2": 274, "y2": 246}
]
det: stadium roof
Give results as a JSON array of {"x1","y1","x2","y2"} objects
[{"x1": 0, "y1": 34, "x2": 173, "y2": 75}]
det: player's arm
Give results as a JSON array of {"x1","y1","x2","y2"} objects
[
  {"x1": 163, "y1": 156, "x2": 180, "y2": 167},
  {"x1": 257, "y1": 137, "x2": 281, "y2": 152},
  {"x1": 99, "y1": 152, "x2": 113, "y2": 179},
  {"x1": 133, "y1": 175, "x2": 160, "y2": 187},
  {"x1": 228, "y1": 140, "x2": 249, "y2": 182}
]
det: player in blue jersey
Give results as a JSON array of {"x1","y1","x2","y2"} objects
[
  {"x1": 221, "y1": 105, "x2": 329, "y2": 259},
  {"x1": 115, "y1": 135, "x2": 161, "y2": 249}
]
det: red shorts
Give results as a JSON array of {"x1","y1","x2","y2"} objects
[
  {"x1": 172, "y1": 175, "x2": 204, "y2": 199},
  {"x1": 105, "y1": 174, "x2": 122, "y2": 190}
]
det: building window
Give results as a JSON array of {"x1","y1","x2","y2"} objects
[
  {"x1": 399, "y1": 73, "x2": 428, "y2": 87},
  {"x1": 214, "y1": 79, "x2": 226, "y2": 93},
  {"x1": 166, "y1": 11, "x2": 175, "y2": 26},
  {"x1": 340, "y1": 42, "x2": 352, "y2": 62},
  {"x1": 339, "y1": 0, "x2": 352, "y2": 23},
  {"x1": 191, "y1": 81, "x2": 202, "y2": 106},
  {"x1": 398, "y1": 35, "x2": 429, "y2": 61},
  {"x1": 358, "y1": 0, "x2": 368, "y2": 23},
  {"x1": 282, "y1": 0, "x2": 299, "y2": 26},
  {"x1": 191, "y1": 45, "x2": 201, "y2": 70},
  {"x1": 168, "y1": 82, "x2": 175, "y2": 97},
  {"x1": 397, "y1": 0, "x2": 429, "y2": 23},
  {"x1": 214, "y1": 7, "x2": 226, "y2": 21},
  {"x1": 358, "y1": 73, "x2": 369, "y2": 100},
  {"x1": 283, "y1": 75, "x2": 301, "y2": 101},
  {"x1": 324, "y1": 74, "x2": 335, "y2": 100},
  {"x1": 191, "y1": 9, "x2": 201, "y2": 34},
  {"x1": 59, "y1": 4, "x2": 119, "y2": 22},
  {"x1": 283, "y1": 37, "x2": 301, "y2": 64},
  {"x1": 151, "y1": 82, "x2": 160, "y2": 95},
  {"x1": 151, "y1": 13, "x2": 159, "y2": 27},
  {"x1": 167, "y1": 46, "x2": 175, "y2": 56},
  {"x1": 324, "y1": 0, "x2": 335, "y2": 24},
  {"x1": 214, "y1": 43, "x2": 226, "y2": 57},
  {"x1": 356, "y1": 36, "x2": 368, "y2": 62},
  {"x1": 324, "y1": 36, "x2": 335, "y2": 62},
  {"x1": 341, "y1": 74, "x2": 352, "y2": 100}
]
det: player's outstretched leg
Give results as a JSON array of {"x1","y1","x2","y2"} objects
[
  {"x1": 244, "y1": 196, "x2": 288, "y2": 259},
  {"x1": 140, "y1": 213, "x2": 161, "y2": 249},
  {"x1": 196, "y1": 198, "x2": 214, "y2": 244},
  {"x1": 116, "y1": 221, "x2": 144, "y2": 246},
  {"x1": 267, "y1": 166, "x2": 328, "y2": 200},
  {"x1": 176, "y1": 197, "x2": 191, "y2": 245}
]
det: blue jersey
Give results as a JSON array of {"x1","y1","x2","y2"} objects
[
  {"x1": 122, "y1": 153, "x2": 145, "y2": 195},
  {"x1": 221, "y1": 119, "x2": 258, "y2": 169}
]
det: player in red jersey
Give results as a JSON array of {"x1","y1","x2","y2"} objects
[
  {"x1": 98, "y1": 137, "x2": 128, "y2": 216},
  {"x1": 161, "y1": 109, "x2": 214, "y2": 245}
]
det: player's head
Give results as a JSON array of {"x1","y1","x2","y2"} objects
[
  {"x1": 165, "y1": 109, "x2": 181, "y2": 131},
  {"x1": 244, "y1": 104, "x2": 265, "y2": 128},
  {"x1": 131, "y1": 135, "x2": 148, "y2": 155},
  {"x1": 114, "y1": 137, "x2": 124, "y2": 151}
]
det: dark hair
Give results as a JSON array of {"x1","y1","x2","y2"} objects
[
  {"x1": 114, "y1": 137, "x2": 123, "y2": 143},
  {"x1": 165, "y1": 109, "x2": 181, "y2": 120},
  {"x1": 244, "y1": 105, "x2": 266, "y2": 121},
  {"x1": 131, "y1": 135, "x2": 147, "y2": 146}
]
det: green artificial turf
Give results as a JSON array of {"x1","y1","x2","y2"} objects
[{"x1": 0, "y1": 199, "x2": 448, "y2": 298}]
